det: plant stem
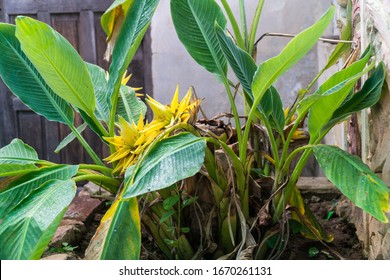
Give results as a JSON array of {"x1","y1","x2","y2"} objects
[
  {"x1": 108, "y1": 87, "x2": 121, "y2": 155},
  {"x1": 239, "y1": 0, "x2": 248, "y2": 47},
  {"x1": 221, "y1": 74, "x2": 243, "y2": 145},
  {"x1": 263, "y1": 119, "x2": 280, "y2": 167},
  {"x1": 89, "y1": 113, "x2": 109, "y2": 137},
  {"x1": 69, "y1": 124, "x2": 105, "y2": 167},
  {"x1": 220, "y1": 0, "x2": 246, "y2": 49},
  {"x1": 282, "y1": 144, "x2": 314, "y2": 172},
  {"x1": 280, "y1": 109, "x2": 309, "y2": 164},
  {"x1": 73, "y1": 174, "x2": 120, "y2": 192},
  {"x1": 248, "y1": 0, "x2": 265, "y2": 56},
  {"x1": 273, "y1": 148, "x2": 313, "y2": 221},
  {"x1": 79, "y1": 164, "x2": 113, "y2": 174}
]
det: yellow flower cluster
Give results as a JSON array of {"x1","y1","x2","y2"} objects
[{"x1": 104, "y1": 86, "x2": 200, "y2": 174}]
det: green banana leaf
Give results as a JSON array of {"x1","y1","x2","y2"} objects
[
  {"x1": 308, "y1": 61, "x2": 374, "y2": 140},
  {"x1": 0, "y1": 165, "x2": 78, "y2": 219},
  {"x1": 171, "y1": 0, "x2": 227, "y2": 77},
  {"x1": 106, "y1": 0, "x2": 159, "y2": 106},
  {"x1": 317, "y1": 46, "x2": 371, "y2": 95},
  {"x1": 259, "y1": 86, "x2": 285, "y2": 134},
  {"x1": 0, "y1": 139, "x2": 38, "y2": 164},
  {"x1": 85, "y1": 63, "x2": 110, "y2": 123},
  {"x1": 251, "y1": 7, "x2": 334, "y2": 107},
  {"x1": 123, "y1": 132, "x2": 206, "y2": 199},
  {"x1": 0, "y1": 23, "x2": 74, "y2": 124},
  {"x1": 326, "y1": 62, "x2": 386, "y2": 129},
  {"x1": 0, "y1": 164, "x2": 37, "y2": 178},
  {"x1": 15, "y1": 16, "x2": 96, "y2": 117},
  {"x1": 54, "y1": 123, "x2": 88, "y2": 154},
  {"x1": 0, "y1": 179, "x2": 76, "y2": 259},
  {"x1": 85, "y1": 197, "x2": 141, "y2": 260},
  {"x1": 117, "y1": 85, "x2": 147, "y2": 123},
  {"x1": 314, "y1": 145, "x2": 390, "y2": 223},
  {"x1": 215, "y1": 23, "x2": 256, "y2": 98}
]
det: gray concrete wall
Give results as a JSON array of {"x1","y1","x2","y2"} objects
[{"x1": 150, "y1": 0, "x2": 332, "y2": 119}]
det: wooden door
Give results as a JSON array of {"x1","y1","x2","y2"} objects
[{"x1": 0, "y1": 0, "x2": 152, "y2": 164}]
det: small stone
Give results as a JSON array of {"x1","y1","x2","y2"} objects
[
  {"x1": 310, "y1": 195, "x2": 321, "y2": 203},
  {"x1": 335, "y1": 198, "x2": 352, "y2": 219},
  {"x1": 50, "y1": 220, "x2": 86, "y2": 248},
  {"x1": 64, "y1": 189, "x2": 104, "y2": 223},
  {"x1": 41, "y1": 254, "x2": 71, "y2": 260},
  {"x1": 84, "y1": 182, "x2": 111, "y2": 197}
]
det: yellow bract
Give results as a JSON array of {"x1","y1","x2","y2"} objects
[
  {"x1": 104, "y1": 116, "x2": 147, "y2": 174},
  {"x1": 104, "y1": 86, "x2": 201, "y2": 174},
  {"x1": 146, "y1": 85, "x2": 201, "y2": 129}
]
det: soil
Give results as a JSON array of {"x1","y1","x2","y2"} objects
[
  {"x1": 280, "y1": 192, "x2": 365, "y2": 260},
  {"x1": 50, "y1": 190, "x2": 365, "y2": 260}
]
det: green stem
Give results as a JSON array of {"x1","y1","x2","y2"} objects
[
  {"x1": 239, "y1": 0, "x2": 248, "y2": 48},
  {"x1": 79, "y1": 164, "x2": 113, "y2": 174},
  {"x1": 285, "y1": 70, "x2": 324, "y2": 122},
  {"x1": 89, "y1": 113, "x2": 109, "y2": 138},
  {"x1": 69, "y1": 124, "x2": 105, "y2": 167},
  {"x1": 273, "y1": 148, "x2": 313, "y2": 221},
  {"x1": 248, "y1": 0, "x2": 265, "y2": 56},
  {"x1": 263, "y1": 119, "x2": 280, "y2": 168},
  {"x1": 282, "y1": 144, "x2": 314, "y2": 172},
  {"x1": 108, "y1": 83, "x2": 122, "y2": 154},
  {"x1": 220, "y1": 0, "x2": 246, "y2": 49},
  {"x1": 221, "y1": 75, "x2": 243, "y2": 145},
  {"x1": 280, "y1": 109, "x2": 309, "y2": 165},
  {"x1": 73, "y1": 174, "x2": 120, "y2": 192}
]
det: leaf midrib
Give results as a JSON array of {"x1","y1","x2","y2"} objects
[
  {"x1": 40, "y1": 51, "x2": 93, "y2": 116},
  {"x1": 188, "y1": 0, "x2": 225, "y2": 76},
  {"x1": 0, "y1": 32, "x2": 73, "y2": 125},
  {"x1": 12, "y1": 180, "x2": 72, "y2": 259}
]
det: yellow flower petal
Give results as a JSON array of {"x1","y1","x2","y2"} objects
[{"x1": 170, "y1": 85, "x2": 180, "y2": 112}]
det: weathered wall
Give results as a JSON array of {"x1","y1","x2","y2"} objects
[
  {"x1": 338, "y1": 0, "x2": 390, "y2": 259},
  {"x1": 150, "y1": 0, "x2": 332, "y2": 119}
]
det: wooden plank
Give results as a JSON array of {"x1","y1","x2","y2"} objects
[
  {"x1": 4, "y1": 0, "x2": 111, "y2": 15},
  {"x1": 51, "y1": 13, "x2": 79, "y2": 49},
  {"x1": 37, "y1": 10, "x2": 50, "y2": 24},
  {"x1": 17, "y1": 111, "x2": 45, "y2": 159},
  {"x1": 44, "y1": 120, "x2": 61, "y2": 163},
  {"x1": 79, "y1": 10, "x2": 97, "y2": 64},
  {"x1": 12, "y1": 97, "x2": 30, "y2": 111},
  {"x1": 59, "y1": 113, "x2": 84, "y2": 164},
  {"x1": 0, "y1": 87, "x2": 16, "y2": 147}
]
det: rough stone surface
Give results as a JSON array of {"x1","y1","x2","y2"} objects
[
  {"x1": 49, "y1": 220, "x2": 86, "y2": 248},
  {"x1": 84, "y1": 181, "x2": 111, "y2": 197},
  {"x1": 47, "y1": 184, "x2": 106, "y2": 254},
  {"x1": 356, "y1": 0, "x2": 390, "y2": 260},
  {"x1": 63, "y1": 189, "x2": 105, "y2": 223}
]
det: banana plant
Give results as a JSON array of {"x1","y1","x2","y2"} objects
[
  {"x1": 170, "y1": 0, "x2": 389, "y2": 259},
  {"x1": 0, "y1": 0, "x2": 388, "y2": 261},
  {"x1": 0, "y1": 0, "x2": 208, "y2": 260}
]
